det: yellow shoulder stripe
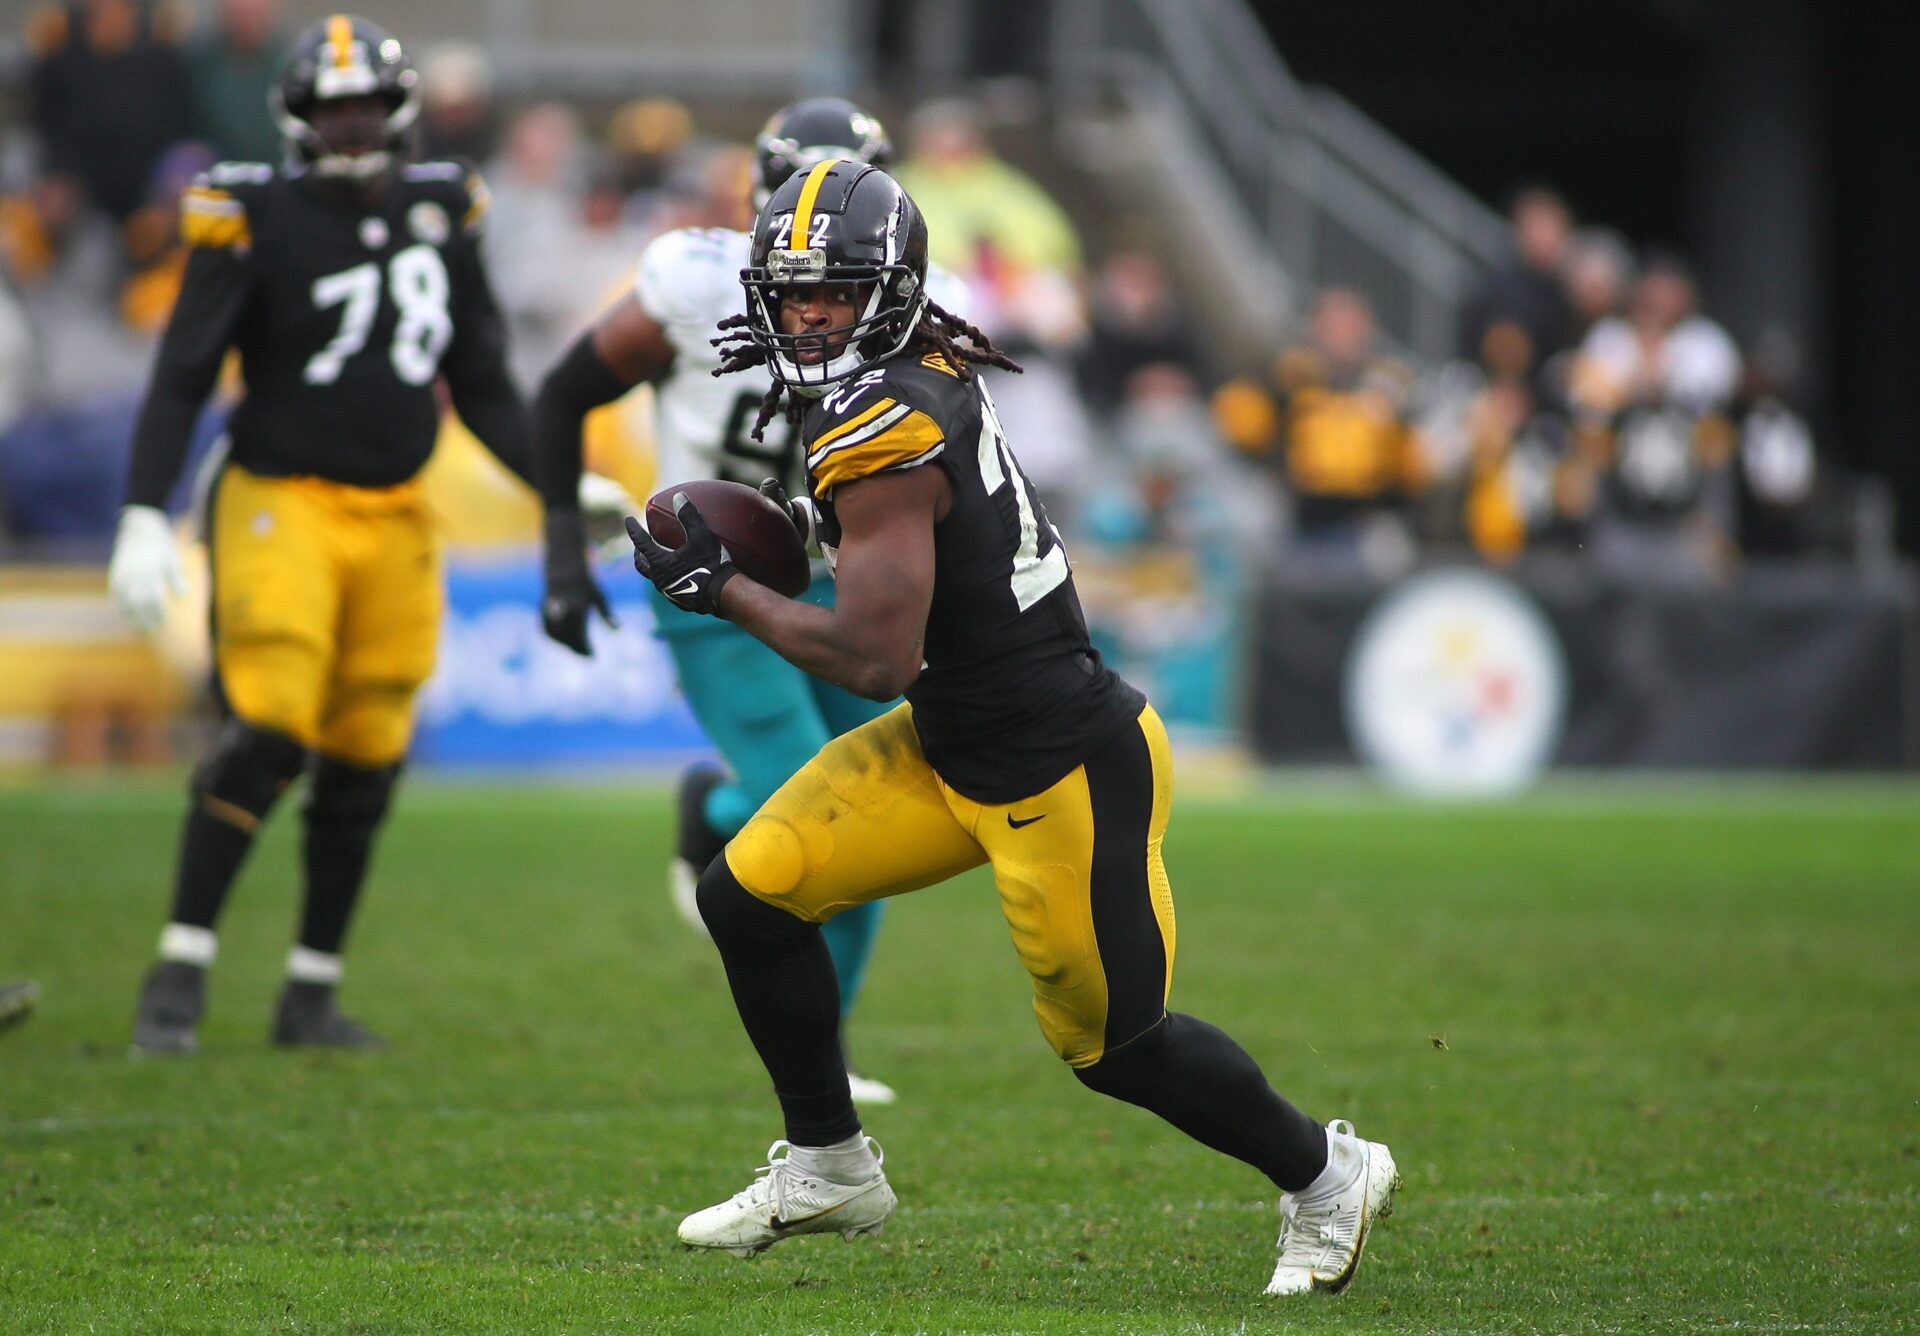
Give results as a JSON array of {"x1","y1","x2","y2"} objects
[
  {"x1": 811, "y1": 408, "x2": 946, "y2": 492},
  {"x1": 180, "y1": 186, "x2": 250, "y2": 250},
  {"x1": 790, "y1": 157, "x2": 841, "y2": 250},
  {"x1": 462, "y1": 171, "x2": 491, "y2": 230},
  {"x1": 809, "y1": 396, "x2": 896, "y2": 453}
]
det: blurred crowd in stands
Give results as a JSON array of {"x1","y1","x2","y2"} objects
[
  {"x1": 0, "y1": 0, "x2": 1849, "y2": 590},
  {"x1": 1208, "y1": 186, "x2": 1837, "y2": 585}
]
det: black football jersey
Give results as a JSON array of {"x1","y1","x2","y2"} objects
[
  {"x1": 804, "y1": 350, "x2": 1145, "y2": 802},
  {"x1": 125, "y1": 160, "x2": 516, "y2": 505}
]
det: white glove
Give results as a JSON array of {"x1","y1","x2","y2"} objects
[
  {"x1": 108, "y1": 505, "x2": 186, "y2": 632},
  {"x1": 577, "y1": 471, "x2": 639, "y2": 561}
]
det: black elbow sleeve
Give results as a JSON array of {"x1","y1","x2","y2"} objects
[
  {"x1": 532, "y1": 333, "x2": 635, "y2": 511},
  {"x1": 537, "y1": 333, "x2": 633, "y2": 425}
]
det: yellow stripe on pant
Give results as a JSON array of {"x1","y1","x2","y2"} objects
[
  {"x1": 210, "y1": 464, "x2": 441, "y2": 767},
  {"x1": 726, "y1": 702, "x2": 1176, "y2": 1067}
]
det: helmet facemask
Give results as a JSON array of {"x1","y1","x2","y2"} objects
[
  {"x1": 744, "y1": 257, "x2": 925, "y2": 395},
  {"x1": 273, "y1": 20, "x2": 420, "y2": 181}
]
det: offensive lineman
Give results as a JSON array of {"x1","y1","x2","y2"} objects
[
  {"x1": 534, "y1": 100, "x2": 964, "y2": 1104},
  {"x1": 626, "y1": 161, "x2": 1400, "y2": 1296},
  {"x1": 112, "y1": 16, "x2": 629, "y2": 1053}
]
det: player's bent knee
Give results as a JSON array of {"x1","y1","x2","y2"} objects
[
  {"x1": 697, "y1": 856, "x2": 814, "y2": 949},
  {"x1": 190, "y1": 720, "x2": 307, "y2": 829},
  {"x1": 305, "y1": 757, "x2": 402, "y2": 835},
  {"x1": 1071, "y1": 1013, "x2": 1174, "y2": 1092},
  {"x1": 725, "y1": 813, "x2": 809, "y2": 900}
]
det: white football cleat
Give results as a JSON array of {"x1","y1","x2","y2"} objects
[
  {"x1": 845, "y1": 1069, "x2": 898, "y2": 1106},
  {"x1": 678, "y1": 1138, "x2": 896, "y2": 1257},
  {"x1": 668, "y1": 856, "x2": 711, "y2": 939},
  {"x1": 1265, "y1": 1119, "x2": 1400, "y2": 1296}
]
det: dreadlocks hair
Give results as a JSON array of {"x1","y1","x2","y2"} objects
[{"x1": 710, "y1": 298, "x2": 1024, "y2": 442}]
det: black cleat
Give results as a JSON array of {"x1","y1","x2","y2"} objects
[
  {"x1": 132, "y1": 961, "x2": 205, "y2": 1055},
  {"x1": 670, "y1": 764, "x2": 731, "y2": 934},
  {"x1": 0, "y1": 979, "x2": 40, "y2": 1035},
  {"x1": 271, "y1": 981, "x2": 386, "y2": 1050}
]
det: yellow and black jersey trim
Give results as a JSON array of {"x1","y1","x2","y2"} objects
[
  {"x1": 180, "y1": 184, "x2": 251, "y2": 251},
  {"x1": 462, "y1": 171, "x2": 491, "y2": 232},
  {"x1": 921, "y1": 351, "x2": 962, "y2": 378},
  {"x1": 808, "y1": 395, "x2": 947, "y2": 492}
]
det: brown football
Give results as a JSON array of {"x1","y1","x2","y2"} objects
[{"x1": 644, "y1": 478, "x2": 810, "y2": 598}]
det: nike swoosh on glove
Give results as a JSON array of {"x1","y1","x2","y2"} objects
[{"x1": 626, "y1": 492, "x2": 738, "y2": 615}]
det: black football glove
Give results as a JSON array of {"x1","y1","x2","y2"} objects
[
  {"x1": 625, "y1": 493, "x2": 738, "y2": 615},
  {"x1": 758, "y1": 477, "x2": 819, "y2": 551},
  {"x1": 541, "y1": 511, "x2": 618, "y2": 656}
]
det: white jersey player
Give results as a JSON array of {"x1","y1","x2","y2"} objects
[
  {"x1": 634, "y1": 224, "x2": 968, "y2": 497},
  {"x1": 530, "y1": 98, "x2": 951, "y2": 1108}
]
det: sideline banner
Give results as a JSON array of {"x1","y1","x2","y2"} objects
[
  {"x1": 1249, "y1": 562, "x2": 1920, "y2": 772},
  {"x1": 412, "y1": 555, "x2": 710, "y2": 767}
]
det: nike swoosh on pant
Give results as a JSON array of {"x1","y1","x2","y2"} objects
[{"x1": 1007, "y1": 813, "x2": 1045, "y2": 829}]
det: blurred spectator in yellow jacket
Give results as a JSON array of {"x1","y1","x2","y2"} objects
[
  {"x1": 1216, "y1": 289, "x2": 1423, "y2": 571},
  {"x1": 896, "y1": 98, "x2": 1082, "y2": 283}
]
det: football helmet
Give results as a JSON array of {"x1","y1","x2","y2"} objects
[
  {"x1": 271, "y1": 14, "x2": 420, "y2": 181},
  {"x1": 754, "y1": 98, "x2": 892, "y2": 208},
  {"x1": 741, "y1": 160, "x2": 928, "y2": 394}
]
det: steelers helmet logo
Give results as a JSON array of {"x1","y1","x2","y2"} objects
[{"x1": 408, "y1": 202, "x2": 449, "y2": 245}]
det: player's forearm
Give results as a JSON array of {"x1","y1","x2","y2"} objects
[
  {"x1": 123, "y1": 380, "x2": 212, "y2": 509},
  {"x1": 125, "y1": 249, "x2": 247, "y2": 508},
  {"x1": 718, "y1": 577, "x2": 919, "y2": 701},
  {"x1": 447, "y1": 371, "x2": 537, "y2": 489},
  {"x1": 532, "y1": 331, "x2": 634, "y2": 514}
]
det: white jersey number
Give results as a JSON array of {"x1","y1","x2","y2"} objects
[
  {"x1": 975, "y1": 384, "x2": 1069, "y2": 611},
  {"x1": 303, "y1": 244, "x2": 453, "y2": 387},
  {"x1": 717, "y1": 389, "x2": 801, "y2": 488}
]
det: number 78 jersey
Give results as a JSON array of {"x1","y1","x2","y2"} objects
[
  {"x1": 633, "y1": 226, "x2": 970, "y2": 494},
  {"x1": 799, "y1": 351, "x2": 1146, "y2": 804},
  {"x1": 172, "y1": 160, "x2": 503, "y2": 487}
]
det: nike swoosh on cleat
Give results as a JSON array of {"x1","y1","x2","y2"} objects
[
  {"x1": 768, "y1": 1200, "x2": 850, "y2": 1231},
  {"x1": 1007, "y1": 813, "x2": 1046, "y2": 829}
]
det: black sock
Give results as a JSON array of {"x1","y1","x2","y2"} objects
[
  {"x1": 165, "y1": 721, "x2": 306, "y2": 937},
  {"x1": 298, "y1": 827, "x2": 371, "y2": 956},
  {"x1": 166, "y1": 804, "x2": 256, "y2": 930},
  {"x1": 1075, "y1": 1011, "x2": 1330, "y2": 1191},
  {"x1": 298, "y1": 759, "x2": 399, "y2": 956},
  {"x1": 696, "y1": 858, "x2": 859, "y2": 1146}
]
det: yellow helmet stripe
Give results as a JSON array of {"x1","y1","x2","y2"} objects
[
  {"x1": 789, "y1": 157, "x2": 842, "y2": 251},
  {"x1": 328, "y1": 14, "x2": 353, "y2": 68}
]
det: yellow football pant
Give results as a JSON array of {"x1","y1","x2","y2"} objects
[
  {"x1": 210, "y1": 464, "x2": 441, "y2": 767},
  {"x1": 725, "y1": 702, "x2": 1177, "y2": 1067}
]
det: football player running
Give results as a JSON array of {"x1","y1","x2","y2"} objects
[
  {"x1": 114, "y1": 15, "x2": 631, "y2": 1054},
  {"x1": 626, "y1": 161, "x2": 1400, "y2": 1296},
  {"x1": 533, "y1": 99, "x2": 962, "y2": 1106}
]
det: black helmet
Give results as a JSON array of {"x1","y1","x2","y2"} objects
[
  {"x1": 754, "y1": 98, "x2": 891, "y2": 207},
  {"x1": 742, "y1": 160, "x2": 929, "y2": 394},
  {"x1": 271, "y1": 15, "x2": 420, "y2": 180}
]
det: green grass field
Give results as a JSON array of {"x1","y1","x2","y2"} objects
[{"x1": 3, "y1": 775, "x2": 1917, "y2": 1333}]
